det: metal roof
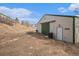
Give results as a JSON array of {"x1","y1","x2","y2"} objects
[{"x1": 37, "y1": 14, "x2": 79, "y2": 24}]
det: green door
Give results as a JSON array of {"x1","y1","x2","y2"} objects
[{"x1": 41, "y1": 22, "x2": 49, "y2": 35}]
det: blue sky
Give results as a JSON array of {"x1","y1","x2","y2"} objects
[{"x1": 0, "y1": 3, "x2": 78, "y2": 24}]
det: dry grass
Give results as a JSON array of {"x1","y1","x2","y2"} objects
[
  {"x1": 0, "y1": 31, "x2": 79, "y2": 56},
  {"x1": 0, "y1": 23, "x2": 79, "y2": 56},
  {"x1": 0, "y1": 23, "x2": 29, "y2": 33}
]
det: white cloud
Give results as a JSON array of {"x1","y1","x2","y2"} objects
[
  {"x1": 68, "y1": 3, "x2": 79, "y2": 11},
  {"x1": 68, "y1": 4, "x2": 79, "y2": 15},
  {"x1": 58, "y1": 7, "x2": 67, "y2": 13},
  {"x1": 11, "y1": 8, "x2": 32, "y2": 18},
  {"x1": 0, "y1": 6, "x2": 32, "y2": 18},
  {"x1": 0, "y1": 6, "x2": 37, "y2": 24}
]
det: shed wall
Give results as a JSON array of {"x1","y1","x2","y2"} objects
[
  {"x1": 39, "y1": 15, "x2": 73, "y2": 43},
  {"x1": 49, "y1": 16, "x2": 73, "y2": 42},
  {"x1": 75, "y1": 17, "x2": 79, "y2": 43},
  {"x1": 37, "y1": 23, "x2": 41, "y2": 33}
]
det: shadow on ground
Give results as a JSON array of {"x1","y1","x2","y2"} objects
[{"x1": 26, "y1": 31, "x2": 49, "y2": 40}]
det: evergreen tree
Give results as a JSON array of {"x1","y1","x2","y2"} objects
[{"x1": 15, "y1": 17, "x2": 19, "y2": 23}]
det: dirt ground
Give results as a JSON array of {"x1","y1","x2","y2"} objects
[{"x1": 0, "y1": 30, "x2": 79, "y2": 56}]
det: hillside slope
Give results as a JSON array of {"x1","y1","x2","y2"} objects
[
  {"x1": 0, "y1": 23, "x2": 28, "y2": 34},
  {"x1": 0, "y1": 23, "x2": 17, "y2": 33}
]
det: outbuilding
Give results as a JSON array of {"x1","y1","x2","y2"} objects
[{"x1": 37, "y1": 14, "x2": 79, "y2": 44}]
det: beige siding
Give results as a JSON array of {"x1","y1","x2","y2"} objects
[
  {"x1": 37, "y1": 23, "x2": 41, "y2": 33},
  {"x1": 38, "y1": 15, "x2": 74, "y2": 43},
  {"x1": 40, "y1": 15, "x2": 54, "y2": 23},
  {"x1": 75, "y1": 17, "x2": 79, "y2": 43},
  {"x1": 40, "y1": 15, "x2": 73, "y2": 43},
  {"x1": 49, "y1": 16, "x2": 73, "y2": 43}
]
